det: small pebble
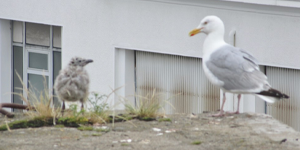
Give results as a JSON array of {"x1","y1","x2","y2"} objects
[
  {"x1": 139, "y1": 139, "x2": 150, "y2": 144},
  {"x1": 165, "y1": 129, "x2": 176, "y2": 133},
  {"x1": 120, "y1": 140, "x2": 127, "y2": 143},
  {"x1": 152, "y1": 128, "x2": 161, "y2": 132}
]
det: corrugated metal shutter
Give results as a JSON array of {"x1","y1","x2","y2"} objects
[
  {"x1": 266, "y1": 66, "x2": 300, "y2": 131},
  {"x1": 135, "y1": 51, "x2": 220, "y2": 114}
]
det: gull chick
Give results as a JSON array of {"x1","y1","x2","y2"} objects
[
  {"x1": 189, "y1": 16, "x2": 289, "y2": 117},
  {"x1": 54, "y1": 57, "x2": 93, "y2": 113}
]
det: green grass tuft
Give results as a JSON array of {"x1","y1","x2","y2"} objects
[
  {"x1": 121, "y1": 143, "x2": 130, "y2": 146},
  {"x1": 92, "y1": 133, "x2": 102, "y2": 136},
  {"x1": 77, "y1": 126, "x2": 93, "y2": 131},
  {"x1": 57, "y1": 116, "x2": 88, "y2": 127},
  {"x1": 0, "y1": 124, "x2": 8, "y2": 131},
  {"x1": 87, "y1": 92, "x2": 110, "y2": 124},
  {"x1": 191, "y1": 141, "x2": 202, "y2": 145},
  {"x1": 124, "y1": 89, "x2": 174, "y2": 120},
  {"x1": 95, "y1": 128, "x2": 110, "y2": 132},
  {"x1": 138, "y1": 116, "x2": 156, "y2": 121}
]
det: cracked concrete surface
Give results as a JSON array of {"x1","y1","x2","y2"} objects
[{"x1": 0, "y1": 112, "x2": 299, "y2": 150}]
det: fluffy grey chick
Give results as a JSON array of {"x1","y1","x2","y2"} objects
[{"x1": 54, "y1": 57, "x2": 93, "y2": 113}]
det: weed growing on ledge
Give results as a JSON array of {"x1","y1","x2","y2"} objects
[
  {"x1": 87, "y1": 92, "x2": 110, "y2": 124},
  {"x1": 88, "y1": 93, "x2": 109, "y2": 114},
  {"x1": 124, "y1": 89, "x2": 175, "y2": 120}
]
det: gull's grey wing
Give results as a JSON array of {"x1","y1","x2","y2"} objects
[
  {"x1": 206, "y1": 45, "x2": 268, "y2": 92},
  {"x1": 234, "y1": 48, "x2": 259, "y2": 71}
]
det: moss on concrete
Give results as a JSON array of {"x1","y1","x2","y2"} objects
[
  {"x1": 77, "y1": 126, "x2": 93, "y2": 131},
  {"x1": 0, "y1": 117, "x2": 53, "y2": 131},
  {"x1": 158, "y1": 118, "x2": 172, "y2": 122},
  {"x1": 191, "y1": 141, "x2": 202, "y2": 145},
  {"x1": 0, "y1": 116, "x2": 90, "y2": 131}
]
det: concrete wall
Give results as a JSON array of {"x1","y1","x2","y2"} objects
[{"x1": 0, "y1": 0, "x2": 300, "y2": 111}]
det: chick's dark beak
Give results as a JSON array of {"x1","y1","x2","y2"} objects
[{"x1": 86, "y1": 59, "x2": 93, "y2": 64}]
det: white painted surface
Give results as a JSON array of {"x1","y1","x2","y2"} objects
[
  {"x1": 124, "y1": 50, "x2": 135, "y2": 106},
  {"x1": 114, "y1": 49, "x2": 126, "y2": 110},
  {"x1": 0, "y1": 19, "x2": 12, "y2": 111},
  {"x1": 114, "y1": 49, "x2": 135, "y2": 110},
  {"x1": 224, "y1": 0, "x2": 300, "y2": 8},
  {"x1": 0, "y1": 0, "x2": 299, "y2": 111}
]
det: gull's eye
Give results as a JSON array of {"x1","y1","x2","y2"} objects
[{"x1": 204, "y1": 21, "x2": 208, "y2": 25}]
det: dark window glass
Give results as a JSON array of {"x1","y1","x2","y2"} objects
[
  {"x1": 53, "y1": 51, "x2": 61, "y2": 107},
  {"x1": 13, "y1": 46, "x2": 23, "y2": 109},
  {"x1": 28, "y1": 52, "x2": 48, "y2": 70},
  {"x1": 28, "y1": 74, "x2": 49, "y2": 104}
]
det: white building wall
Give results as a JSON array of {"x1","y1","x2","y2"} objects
[
  {"x1": 0, "y1": 19, "x2": 12, "y2": 109},
  {"x1": 114, "y1": 49, "x2": 135, "y2": 110},
  {"x1": 0, "y1": 0, "x2": 299, "y2": 112}
]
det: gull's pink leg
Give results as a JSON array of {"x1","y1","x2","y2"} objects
[
  {"x1": 226, "y1": 94, "x2": 241, "y2": 114},
  {"x1": 212, "y1": 92, "x2": 226, "y2": 117},
  {"x1": 236, "y1": 94, "x2": 241, "y2": 114}
]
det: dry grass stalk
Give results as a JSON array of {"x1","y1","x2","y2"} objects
[
  {"x1": 13, "y1": 72, "x2": 61, "y2": 119},
  {"x1": 5, "y1": 115, "x2": 11, "y2": 132},
  {"x1": 124, "y1": 89, "x2": 175, "y2": 119}
]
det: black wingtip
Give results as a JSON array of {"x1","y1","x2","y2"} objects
[{"x1": 257, "y1": 88, "x2": 289, "y2": 99}]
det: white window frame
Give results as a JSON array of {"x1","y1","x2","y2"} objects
[{"x1": 25, "y1": 48, "x2": 52, "y2": 92}]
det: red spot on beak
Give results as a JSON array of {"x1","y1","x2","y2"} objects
[{"x1": 191, "y1": 34, "x2": 194, "y2": 36}]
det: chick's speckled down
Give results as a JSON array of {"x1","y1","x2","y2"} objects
[{"x1": 54, "y1": 57, "x2": 93, "y2": 108}]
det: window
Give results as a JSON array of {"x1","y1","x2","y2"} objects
[
  {"x1": 26, "y1": 23, "x2": 50, "y2": 46},
  {"x1": 12, "y1": 21, "x2": 62, "y2": 109}
]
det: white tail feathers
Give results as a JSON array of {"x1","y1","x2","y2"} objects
[{"x1": 256, "y1": 95, "x2": 280, "y2": 103}]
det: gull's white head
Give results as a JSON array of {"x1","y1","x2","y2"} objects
[{"x1": 189, "y1": 16, "x2": 224, "y2": 36}]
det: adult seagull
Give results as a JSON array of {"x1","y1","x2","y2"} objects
[{"x1": 189, "y1": 16, "x2": 289, "y2": 117}]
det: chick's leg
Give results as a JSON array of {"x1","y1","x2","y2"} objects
[{"x1": 61, "y1": 101, "x2": 65, "y2": 116}]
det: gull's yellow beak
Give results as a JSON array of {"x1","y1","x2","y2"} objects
[{"x1": 189, "y1": 28, "x2": 201, "y2": 37}]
